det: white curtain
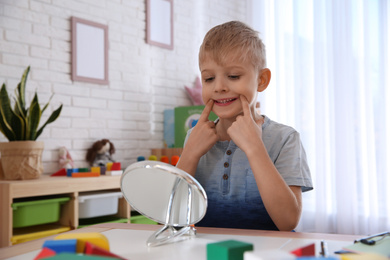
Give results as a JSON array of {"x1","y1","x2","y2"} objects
[{"x1": 250, "y1": 0, "x2": 390, "y2": 235}]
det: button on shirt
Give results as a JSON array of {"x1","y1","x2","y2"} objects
[{"x1": 183, "y1": 115, "x2": 313, "y2": 230}]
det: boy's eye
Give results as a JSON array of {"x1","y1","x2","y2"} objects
[
  {"x1": 229, "y1": 75, "x2": 240, "y2": 80},
  {"x1": 204, "y1": 77, "x2": 215, "y2": 82}
]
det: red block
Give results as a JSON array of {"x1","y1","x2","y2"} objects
[
  {"x1": 171, "y1": 155, "x2": 180, "y2": 166},
  {"x1": 84, "y1": 242, "x2": 125, "y2": 259},
  {"x1": 51, "y1": 168, "x2": 67, "y2": 177},
  {"x1": 34, "y1": 247, "x2": 56, "y2": 260},
  {"x1": 111, "y1": 162, "x2": 121, "y2": 171},
  {"x1": 290, "y1": 243, "x2": 315, "y2": 257}
]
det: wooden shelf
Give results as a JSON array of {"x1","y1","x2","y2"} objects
[{"x1": 0, "y1": 175, "x2": 130, "y2": 248}]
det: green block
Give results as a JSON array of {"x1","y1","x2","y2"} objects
[{"x1": 207, "y1": 240, "x2": 254, "y2": 260}]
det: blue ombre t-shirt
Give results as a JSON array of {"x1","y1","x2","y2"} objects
[{"x1": 183, "y1": 115, "x2": 313, "y2": 230}]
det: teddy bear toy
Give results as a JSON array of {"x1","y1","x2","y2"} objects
[{"x1": 86, "y1": 139, "x2": 116, "y2": 167}]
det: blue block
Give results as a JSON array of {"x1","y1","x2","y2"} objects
[
  {"x1": 66, "y1": 168, "x2": 78, "y2": 177},
  {"x1": 43, "y1": 239, "x2": 77, "y2": 253}
]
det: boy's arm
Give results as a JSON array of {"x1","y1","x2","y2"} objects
[
  {"x1": 176, "y1": 100, "x2": 219, "y2": 176},
  {"x1": 228, "y1": 96, "x2": 302, "y2": 231},
  {"x1": 246, "y1": 142, "x2": 302, "y2": 231}
]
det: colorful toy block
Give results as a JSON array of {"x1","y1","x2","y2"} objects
[
  {"x1": 51, "y1": 168, "x2": 67, "y2": 177},
  {"x1": 171, "y1": 155, "x2": 180, "y2": 166},
  {"x1": 72, "y1": 172, "x2": 100, "y2": 178},
  {"x1": 67, "y1": 168, "x2": 78, "y2": 177},
  {"x1": 148, "y1": 155, "x2": 157, "y2": 161},
  {"x1": 43, "y1": 253, "x2": 120, "y2": 259},
  {"x1": 105, "y1": 170, "x2": 123, "y2": 176},
  {"x1": 111, "y1": 162, "x2": 121, "y2": 171},
  {"x1": 55, "y1": 232, "x2": 109, "y2": 253},
  {"x1": 207, "y1": 240, "x2": 253, "y2": 260},
  {"x1": 84, "y1": 242, "x2": 125, "y2": 259},
  {"x1": 160, "y1": 156, "x2": 169, "y2": 164},
  {"x1": 106, "y1": 162, "x2": 113, "y2": 171},
  {"x1": 42, "y1": 239, "x2": 77, "y2": 254},
  {"x1": 137, "y1": 156, "x2": 145, "y2": 161},
  {"x1": 91, "y1": 167, "x2": 101, "y2": 174},
  {"x1": 34, "y1": 247, "x2": 57, "y2": 260},
  {"x1": 290, "y1": 243, "x2": 316, "y2": 257}
]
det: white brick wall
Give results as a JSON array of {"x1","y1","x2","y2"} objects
[{"x1": 0, "y1": 0, "x2": 248, "y2": 174}]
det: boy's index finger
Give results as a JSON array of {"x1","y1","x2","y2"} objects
[
  {"x1": 240, "y1": 95, "x2": 252, "y2": 117},
  {"x1": 199, "y1": 99, "x2": 214, "y2": 122}
]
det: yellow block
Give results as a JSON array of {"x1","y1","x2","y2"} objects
[
  {"x1": 91, "y1": 167, "x2": 101, "y2": 174},
  {"x1": 55, "y1": 232, "x2": 109, "y2": 253},
  {"x1": 106, "y1": 162, "x2": 113, "y2": 171},
  {"x1": 341, "y1": 253, "x2": 389, "y2": 260}
]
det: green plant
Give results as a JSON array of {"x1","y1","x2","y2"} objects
[{"x1": 0, "y1": 66, "x2": 62, "y2": 141}]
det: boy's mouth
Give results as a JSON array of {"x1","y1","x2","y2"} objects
[{"x1": 214, "y1": 98, "x2": 238, "y2": 106}]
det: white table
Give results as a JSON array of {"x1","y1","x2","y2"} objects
[{"x1": 0, "y1": 223, "x2": 360, "y2": 260}]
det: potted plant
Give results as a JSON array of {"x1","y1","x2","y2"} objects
[{"x1": 0, "y1": 66, "x2": 62, "y2": 180}]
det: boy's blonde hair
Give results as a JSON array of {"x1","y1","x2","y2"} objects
[{"x1": 199, "y1": 21, "x2": 266, "y2": 70}]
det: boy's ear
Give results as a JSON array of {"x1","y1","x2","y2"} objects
[{"x1": 257, "y1": 68, "x2": 271, "y2": 92}]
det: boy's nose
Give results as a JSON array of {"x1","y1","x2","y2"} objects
[{"x1": 214, "y1": 78, "x2": 227, "y2": 92}]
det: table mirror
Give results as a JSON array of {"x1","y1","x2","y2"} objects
[{"x1": 120, "y1": 160, "x2": 207, "y2": 247}]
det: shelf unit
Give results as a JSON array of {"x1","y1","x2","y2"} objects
[{"x1": 0, "y1": 175, "x2": 130, "y2": 248}]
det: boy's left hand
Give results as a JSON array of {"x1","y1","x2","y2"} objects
[{"x1": 227, "y1": 95, "x2": 264, "y2": 153}]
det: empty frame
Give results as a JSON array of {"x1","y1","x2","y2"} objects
[
  {"x1": 146, "y1": 0, "x2": 174, "y2": 50},
  {"x1": 71, "y1": 17, "x2": 108, "y2": 84}
]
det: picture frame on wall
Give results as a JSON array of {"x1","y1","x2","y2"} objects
[
  {"x1": 146, "y1": 0, "x2": 174, "y2": 50},
  {"x1": 71, "y1": 17, "x2": 109, "y2": 84}
]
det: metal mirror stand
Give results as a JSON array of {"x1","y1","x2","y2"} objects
[{"x1": 147, "y1": 178, "x2": 196, "y2": 247}]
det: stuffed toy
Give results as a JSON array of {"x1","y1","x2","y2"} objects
[
  {"x1": 58, "y1": 146, "x2": 74, "y2": 169},
  {"x1": 185, "y1": 76, "x2": 204, "y2": 105},
  {"x1": 86, "y1": 139, "x2": 116, "y2": 166}
]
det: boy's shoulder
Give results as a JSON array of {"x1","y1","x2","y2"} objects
[{"x1": 263, "y1": 115, "x2": 299, "y2": 137}]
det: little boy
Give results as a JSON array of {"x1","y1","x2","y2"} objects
[{"x1": 177, "y1": 21, "x2": 313, "y2": 231}]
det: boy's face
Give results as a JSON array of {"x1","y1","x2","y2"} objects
[{"x1": 200, "y1": 53, "x2": 260, "y2": 120}]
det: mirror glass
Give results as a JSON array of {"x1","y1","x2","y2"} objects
[{"x1": 120, "y1": 161, "x2": 207, "y2": 226}]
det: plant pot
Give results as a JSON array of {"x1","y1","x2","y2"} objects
[{"x1": 0, "y1": 141, "x2": 44, "y2": 180}]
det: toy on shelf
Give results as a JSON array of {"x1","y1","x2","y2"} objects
[
  {"x1": 86, "y1": 139, "x2": 115, "y2": 167},
  {"x1": 185, "y1": 76, "x2": 203, "y2": 105},
  {"x1": 58, "y1": 147, "x2": 74, "y2": 169},
  {"x1": 61, "y1": 162, "x2": 122, "y2": 178}
]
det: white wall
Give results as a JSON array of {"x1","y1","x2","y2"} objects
[{"x1": 0, "y1": 0, "x2": 247, "y2": 173}]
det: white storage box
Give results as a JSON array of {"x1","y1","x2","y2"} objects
[{"x1": 78, "y1": 191, "x2": 123, "y2": 219}]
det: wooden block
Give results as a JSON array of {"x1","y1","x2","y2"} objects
[
  {"x1": 207, "y1": 240, "x2": 253, "y2": 260},
  {"x1": 43, "y1": 253, "x2": 119, "y2": 259},
  {"x1": 91, "y1": 167, "x2": 101, "y2": 174},
  {"x1": 111, "y1": 162, "x2": 121, "y2": 171},
  {"x1": 71, "y1": 172, "x2": 100, "y2": 178},
  {"x1": 51, "y1": 168, "x2": 67, "y2": 177},
  {"x1": 290, "y1": 243, "x2": 316, "y2": 257},
  {"x1": 33, "y1": 247, "x2": 56, "y2": 260},
  {"x1": 84, "y1": 241, "x2": 125, "y2": 259},
  {"x1": 55, "y1": 232, "x2": 109, "y2": 253},
  {"x1": 106, "y1": 163, "x2": 113, "y2": 171},
  {"x1": 160, "y1": 156, "x2": 169, "y2": 164},
  {"x1": 42, "y1": 239, "x2": 77, "y2": 254}
]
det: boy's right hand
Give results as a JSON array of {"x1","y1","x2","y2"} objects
[{"x1": 183, "y1": 99, "x2": 219, "y2": 159}]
